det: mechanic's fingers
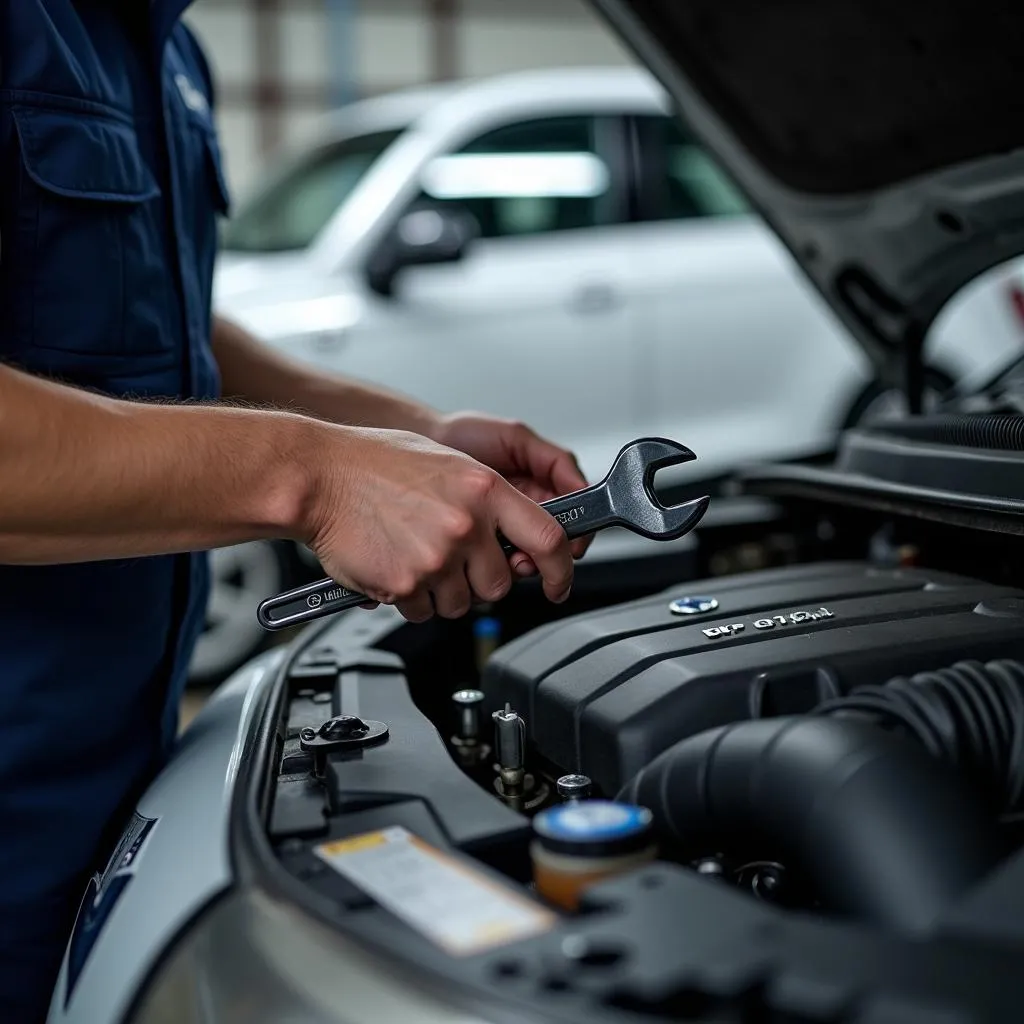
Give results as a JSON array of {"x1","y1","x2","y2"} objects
[
  {"x1": 523, "y1": 430, "x2": 587, "y2": 496},
  {"x1": 569, "y1": 537, "x2": 590, "y2": 559},
  {"x1": 552, "y1": 448, "x2": 588, "y2": 496},
  {"x1": 505, "y1": 475, "x2": 553, "y2": 504},
  {"x1": 509, "y1": 553, "x2": 538, "y2": 578},
  {"x1": 432, "y1": 569, "x2": 475, "y2": 620},
  {"x1": 395, "y1": 590, "x2": 435, "y2": 624},
  {"x1": 509, "y1": 539, "x2": 586, "y2": 570},
  {"x1": 468, "y1": 543, "x2": 515, "y2": 603},
  {"x1": 496, "y1": 486, "x2": 573, "y2": 604},
  {"x1": 509, "y1": 549, "x2": 582, "y2": 576}
]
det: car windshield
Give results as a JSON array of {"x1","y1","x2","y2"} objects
[{"x1": 220, "y1": 128, "x2": 404, "y2": 253}]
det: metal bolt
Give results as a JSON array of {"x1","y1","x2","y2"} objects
[
  {"x1": 694, "y1": 857, "x2": 725, "y2": 878},
  {"x1": 300, "y1": 727, "x2": 316, "y2": 742},
  {"x1": 752, "y1": 865, "x2": 785, "y2": 900},
  {"x1": 452, "y1": 689, "x2": 485, "y2": 740},
  {"x1": 556, "y1": 774, "x2": 592, "y2": 802}
]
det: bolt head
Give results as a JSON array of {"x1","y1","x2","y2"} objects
[
  {"x1": 754, "y1": 866, "x2": 783, "y2": 895},
  {"x1": 694, "y1": 857, "x2": 725, "y2": 877},
  {"x1": 556, "y1": 774, "x2": 592, "y2": 799}
]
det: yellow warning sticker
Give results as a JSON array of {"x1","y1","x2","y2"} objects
[
  {"x1": 317, "y1": 832, "x2": 388, "y2": 857},
  {"x1": 315, "y1": 826, "x2": 556, "y2": 955}
]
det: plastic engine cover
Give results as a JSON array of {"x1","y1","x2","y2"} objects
[{"x1": 482, "y1": 562, "x2": 1024, "y2": 795}]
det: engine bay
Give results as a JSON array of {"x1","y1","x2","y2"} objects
[{"x1": 246, "y1": 490, "x2": 1024, "y2": 1022}]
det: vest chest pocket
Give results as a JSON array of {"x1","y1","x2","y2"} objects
[{"x1": 10, "y1": 103, "x2": 177, "y2": 365}]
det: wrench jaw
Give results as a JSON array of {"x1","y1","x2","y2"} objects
[
  {"x1": 648, "y1": 493, "x2": 711, "y2": 542},
  {"x1": 606, "y1": 437, "x2": 698, "y2": 486},
  {"x1": 605, "y1": 437, "x2": 710, "y2": 542}
]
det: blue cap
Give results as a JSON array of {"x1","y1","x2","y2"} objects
[
  {"x1": 474, "y1": 616, "x2": 502, "y2": 639},
  {"x1": 533, "y1": 800, "x2": 653, "y2": 857}
]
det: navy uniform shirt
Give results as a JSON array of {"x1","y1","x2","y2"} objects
[{"x1": 0, "y1": 2, "x2": 229, "y2": 1018}]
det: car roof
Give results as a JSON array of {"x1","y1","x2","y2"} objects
[{"x1": 310, "y1": 66, "x2": 666, "y2": 144}]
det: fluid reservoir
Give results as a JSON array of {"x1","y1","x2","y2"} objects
[
  {"x1": 474, "y1": 615, "x2": 502, "y2": 672},
  {"x1": 530, "y1": 801, "x2": 656, "y2": 910}
]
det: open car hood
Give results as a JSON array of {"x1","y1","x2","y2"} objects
[{"x1": 591, "y1": 0, "x2": 1024, "y2": 386}]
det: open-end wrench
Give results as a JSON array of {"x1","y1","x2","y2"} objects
[{"x1": 256, "y1": 437, "x2": 710, "y2": 631}]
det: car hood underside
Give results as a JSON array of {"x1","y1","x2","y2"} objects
[{"x1": 591, "y1": 0, "x2": 1024, "y2": 384}]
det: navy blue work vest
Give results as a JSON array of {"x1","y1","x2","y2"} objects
[{"x1": 0, "y1": 2, "x2": 229, "y2": 1018}]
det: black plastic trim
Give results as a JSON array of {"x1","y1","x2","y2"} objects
[
  {"x1": 737, "y1": 463, "x2": 1024, "y2": 535},
  {"x1": 226, "y1": 621, "x2": 561, "y2": 1024}
]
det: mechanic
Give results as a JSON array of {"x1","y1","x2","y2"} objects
[{"x1": 0, "y1": 3, "x2": 589, "y2": 1020}]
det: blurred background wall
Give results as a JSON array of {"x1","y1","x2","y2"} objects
[{"x1": 184, "y1": 0, "x2": 637, "y2": 196}]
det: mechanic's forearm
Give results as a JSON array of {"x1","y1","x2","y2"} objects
[
  {"x1": 212, "y1": 315, "x2": 441, "y2": 437},
  {"x1": 0, "y1": 363, "x2": 323, "y2": 564}
]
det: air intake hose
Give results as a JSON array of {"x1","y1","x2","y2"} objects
[
  {"x1": 618, "y1": 716, "x2": 1004, "y2": 932},
  {"x1": 868, "y1": 413, "x2": 1024, "y2": 450},
  {"x1": 816, "y1": 659, "x2": 1024, "y2": 813}
]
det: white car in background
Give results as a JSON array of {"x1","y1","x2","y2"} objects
[{"x1": 196, "y1": 66, "x2": 1024, "y2": 683}]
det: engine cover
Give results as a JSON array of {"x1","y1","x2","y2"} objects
[{"x1": 483, "y1": 562, "x2": 1024, "y2": 795}]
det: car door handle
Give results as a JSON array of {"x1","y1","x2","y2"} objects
[
  {"x1": 569, "y1": 283, "x2": 619, "y2": 314},
  {"x1": 307, "y1": 327, "x2": 348, "y2": 352}
]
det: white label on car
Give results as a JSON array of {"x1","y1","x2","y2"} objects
[{"x1": 315, "y1": 826, "x2": 556, "y2": 955}]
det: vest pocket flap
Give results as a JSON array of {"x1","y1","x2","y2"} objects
[
  {"x1": 202, "y1": 128, "x2": 232, "y2": 215},
  {"x1": 12, "y1": 104, "x2": 160, "y2": 203}
]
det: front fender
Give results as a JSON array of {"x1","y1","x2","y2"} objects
[{"x1": 48, "y1": 649, "x2": 284, "y2": 1024}]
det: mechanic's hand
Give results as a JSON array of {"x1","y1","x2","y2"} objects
[
  {"x1": 305, "y1": 427, "x2": 575, "y2": 622},
  {"x1": 427, "y1": 412, "x2": 591, "y2": 579}
]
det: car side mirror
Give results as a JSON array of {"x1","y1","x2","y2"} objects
[{"x1": 366, "y1": 204, "x2": 477, "y2": 297}]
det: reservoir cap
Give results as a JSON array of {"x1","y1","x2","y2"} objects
[{"x1": 533, "y1": 801, "x2": 653, "y2": 858}]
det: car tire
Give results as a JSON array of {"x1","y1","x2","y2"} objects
[
  {"x1": 187, "y1": 540, "x2": 298, "y2": 686},
  {"x1": 841, "y1": 368, "x2": 956, "y2": 430}
]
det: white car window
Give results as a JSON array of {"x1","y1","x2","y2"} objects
[
  {"x1": 221, "y1": 128, "x2": 404, "y2": 253},
  {"x1": 416, "y1": 116, "x2": 623, "y2": 239}
]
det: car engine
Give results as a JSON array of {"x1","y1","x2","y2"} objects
[{"x1": 237, "y1": 399, "x2": 1024, "y2": 1024}]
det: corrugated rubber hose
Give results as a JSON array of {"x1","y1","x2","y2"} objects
[
  {"x1": 871, "y1": 413, "x2": 1024, "y2": 450},
  {"x1": 816, "y1": 659, "x2": 1024, "y2": 813},
  {"x1": 618, "y1": 715, "x2": 1005, "y2": 932}
]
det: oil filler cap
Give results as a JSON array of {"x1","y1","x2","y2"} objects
[{"x1": 533, "y1": 801, "x2": 653, "y2": 858}]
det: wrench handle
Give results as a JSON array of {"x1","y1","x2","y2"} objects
[
  {"x1": 256, "y1": 577, "x2": 370, "y2": 631},
  {"x1": 515, "y1": 482, "x2": 617, "y2": 540},
  {"x1": 257, "y1": 484, "x2": 615, "y2": 631}
]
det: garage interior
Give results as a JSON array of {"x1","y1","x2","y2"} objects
[{"x1": 184, "y1": 0, "x2": 637, "y2": 197}]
